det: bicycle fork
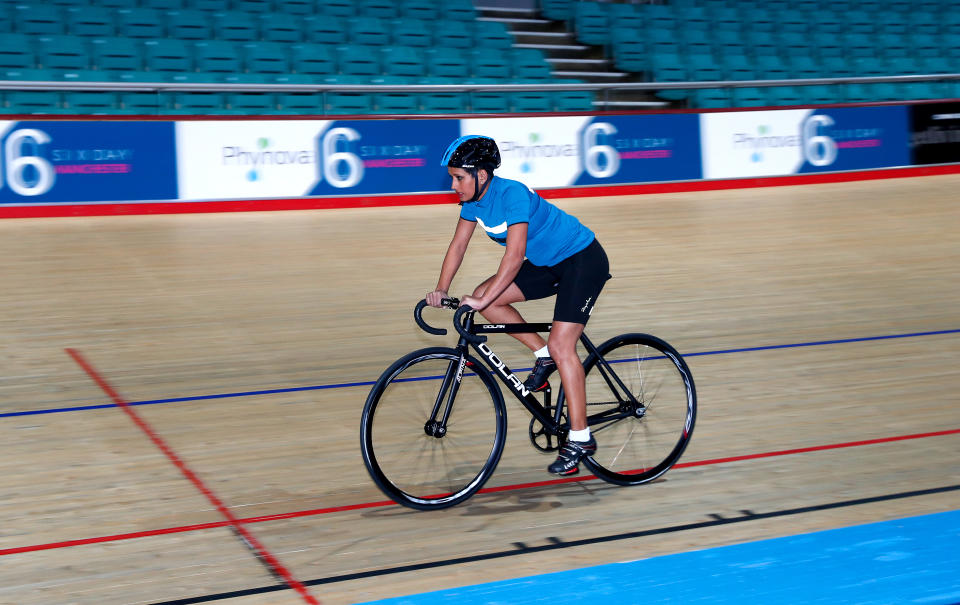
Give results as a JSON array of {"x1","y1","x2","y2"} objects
[{"x1": 424, "y1": 352, "x2": 468, "y2": 438}]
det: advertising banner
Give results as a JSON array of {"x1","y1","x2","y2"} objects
[
  {"x1": 910, "y1": 102, "x2": 960, "y2": 165},
  {"x1": 700, "y1": 106, "x2": 910, "y2": 179},
  {"x1": 177, "y1": 119, "x2": 460, "y2": 201},
  {"x1": 460, "y1": 114, "x2": 702, "y2": 189},
  {"x1": 0, "y1": 121, "x2": 176, "y2": 204}
]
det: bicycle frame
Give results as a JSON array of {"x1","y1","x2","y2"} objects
[{"x1": 429, "y1": 307, "x2": 643, "y2": 439}]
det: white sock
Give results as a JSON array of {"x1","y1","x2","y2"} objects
[
  {"x1": 534, "y1": 345, "x2": 550, "y2": 358},
  {"x1": 568, "y1": 428, "x2": 591, "y2": 442}
]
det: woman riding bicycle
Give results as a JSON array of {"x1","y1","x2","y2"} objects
[{"x1": 425, "y1": 135, "x2": 611, "y2": 476}]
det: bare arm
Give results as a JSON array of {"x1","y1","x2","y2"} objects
[
  {"x1": 461, "y1": 222, "x2": 528, "y2": 311},
  {"x1": 426, "y1": 218, "x2": 476, "y2": 307}
]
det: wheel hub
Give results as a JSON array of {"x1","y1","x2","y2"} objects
[{"x1": 423, "y1": 420, "x2": 446, "y2": 437}]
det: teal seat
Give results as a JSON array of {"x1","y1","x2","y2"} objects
[
  {"x1": 194, "y1": 0, "x2": 229, "y2": 11},
  {"x1": 419, "y1": 76, "x2": 468, "y2": 114},
  {"x1": 36, "y1": 35, "x2": 89, "y2": 71},
  {"x1": 393, "y1": 18, "x2": 432, "y2": 48},
  {"x1": 317, "y1": 0, "x2": 356, "y2": 18},
  {"x1": 214, "y1": 12, "x2": 258, "y2": 41},
  {"x1": 144, "y1": 39, "x2": 193, "y2": 72},
  {"x1": 3, "y1": 91, "x2": 66, "y2": 114},
  {"x1": 722, "y1": 54, "x2": 758, "y2": 80},
  {"x1": 244, "y1": 42, "x2": 290, "y2": 74},
  {"x1": 802, "y1": 85, "x2": 842, "y2": 106},
  {"x1": 261, "y1": 14, "x2": 302, "y2": 43},
  {"x1": 471, "y1": 49, "x2": 511, "y2": 79},
  {"x1": 303, "y1": 15, "x2": 348, "y2": 45},
  {"x1": 445, "y1": 0, "x2": 476, "y2": 20},
  {"x1": 194, "y1": 40, "x2": 242, "y2": 74},
  {"x1": 169, "y1": 92, "x2": 227, "y2": 114},
  {"x1": 291, "y1": 43, "x2": 336, "y2": 76},
  {"x1": 275, "y1": 0, "x2": 316, "y2": 16},
  {"x1": 117, "y1": 91, "x2": 170, "y2": 114},
  {"x1": 692, "y1": 88, "x2": 730, "y2": 109},
  {"x1": 613, "y1": 40, "x2": 646, "y2": 73},
  {"x1": 117, "y1": 8, "x2": 165, "y2": 38},
  {"x1": 337, "y1": 44, "x2": 380, "y2": 76},
  {"x1": 787, "y1": 54, "x2": 823, "y2": 79},
  {"x1": 766, "y1": 85, "x2": 804, "y2": 107},
  {"x1": 1, "y1": 68, "x2": 56, "y2": 80},
  {"x1": 91, "y1": 37, "x2": 142, "y2": 72},
  {"x1": 399, "y1": 0, "x2": 438, "y2": 20},
  {"x1": 349, "y1": 17, "x2": 391, "y2": 46},
  {"x1": 711, "y1": 8, "x2": 743, "y2": 32},
  {"x1": 651, "y1": 53, "x2": 690, "y2": 101},
  {"x1": 60, "y1": 68, "x2": 111, "y2": 82},
  {"x1": 541, "y1": 0, "x2": 575, "y2": 21},
  {"x1": 688, "y1": 53, "x2": 723, "y2": 82},
  {"x1": 434, "y1": 20, "x2": 473, "y2": 49},
  {"x1": 382, "y1": 45, "x2": 425, "y2": 78},
  {"x1": 573, "y1": 1, "x2": 609, "y2": 46},
  {"x1": 731, "y1": 87, "x2": 769, "y2": 108},
  {"x1": 359, "y1": 0, "x2": 398, "y2": 19},
  {"x1": 13, "y1": 5, "x2": 64, "y2": 36},
  {"x1": 225, "y1": 93, "x2": 278, "y2": 114},
  {"x1": 373, "y1": 78, "x2": 421, "y2": 115},
  {"x1": 474, "y1": 21, "x2": 513, "y2": 49},
  {"x1": 324, "y1": 90, "x2": 376, "y2": 115},
  {"x1": 754, "y1": 55, "x2": 791, "y2": 80},
  {"x1": 511, "y1": 48, "x2": 551, "y2": 80},
  {"x1": 907, "y1": 11, "x2": 938, "y2": 36},
  {"x1": 234, "y1": 0, "x2": 272, "y2": 13},
  {"x1": 220, "y1": 72, "x2": 269, "y2": 84},
  {"x1": 141, "y1": 0, "x2": 183, "y2": 9},
  {"x1": 277, "y1": 92, "x2": 324, "y2": 114},
  {"x1": 512, "y1": 89, "x2": 555, "y2": 113},
  {"x1": 271, "y1": 73, "x2": 317, "y2": 84},
  {"x1": 553, "y1": 88, "x2": 594, "y2": 113},
  {"x1": 65, "y1": 6, "x2": 115, "y2": 37},
  {"x1": 167, "y1": 10, "x2": 212, "y2": 40},
  {"x1": 426, "y1": 50, "x2": 470, "y2": 78},
  {"x1": 64, "y1": 91, "x2": 118, "y2": 114}
]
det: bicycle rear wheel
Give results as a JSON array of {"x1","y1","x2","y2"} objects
[
  {"x1": 361, "y1": 347, "x2": 507, "y2": 510},
  {"x1": 580, "y1": 334, "x2": 696, "y2": 486}
]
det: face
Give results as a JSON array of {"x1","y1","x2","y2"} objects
[{"x1": 448, "y1": 167, "x2": 486, "y2": 203}]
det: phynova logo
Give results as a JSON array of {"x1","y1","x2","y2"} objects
[
  {"x1": 733, "y1": 124, "x2": 802, "y2": 163},
  {"x1": 500, "y1": 132, "x2": 577, "y2": 174},
  {"x1": 221, "y1": 137, "x2": 314, "y2": 182}
]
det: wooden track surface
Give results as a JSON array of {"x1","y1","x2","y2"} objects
[{"x1": 0, "y1": 174, "x2": 958, "y2": 605}]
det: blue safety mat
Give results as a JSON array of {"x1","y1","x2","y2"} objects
[{"x1": 363, "y1": 509, "x2": 960, "y2": 604}]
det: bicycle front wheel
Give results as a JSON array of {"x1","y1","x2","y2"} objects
[
  {"x1": 581, "y1": 334, "x2": 696, "y2": 486},
  {"x1": 360, "y1": 347, "x2": 507, "y2": 510}
]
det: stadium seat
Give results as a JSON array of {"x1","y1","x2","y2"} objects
[
  {"x1": 65, "y1": 7, "x2": 115, "y2": 37},
  {"x1": 169, "y1": 92, "x2": 228, "y2": 114},
  {"x1": 141, "y1": 0, "x2": 182, "y2": 9},
  {"x1": 0, "y1": 34, "x2": 36, "y2": 69},
  {"x1": 194, "y1": 41, "x2": 241, "y2": 74},
  {"x1": 382, "y1": 45, "x2": 426, "y2": 78},
  {"x1": 359, "y1": 0, "x2": 398, "y2": 19},
  {"x1": 731, "y1": 87, "x2": 769, "y2": 107},
  {"x1": 372, "y1": 76, "x2": 421, "y2": 114},
  {"x1": 393, "y1": 19, "x2": 432, "y2": 48},
  {"x1": 317, "y1": 0, "x2": 356, "y2": 18},
  {"x1": 349, "y1": 17, "x2": 391, "y2": 47},
  {"x1": 143, "y1": 38, "x2": 192, "y2": 72},
  {"x1": 275, "y1": 0, "x2": 315, "y2": 16},
  {"x1": 34, "y1": 35, "x2": 89, "y2": 71},
  {"x1": 3, "y1": 91, "x2": 66, "y2": 114},
  {"x1": 419, "y1": 76, "x2": 469, "y2": 114},
  {"x1": 193, "y1": 0, "x2": 229, "y2": 11},
  {"x1": 471, "y1": 49, "x2": 512, "y2": 79},
  {"x1": 13, "y1": 5, "x2": 64, "y2": 36},
  {"x1": 244, "y1": 42, "x2": 291, "y2": 75},
  {"x1": 324, "y1": 79, "x2": 376, "y2": 115},
  {"x1": 540, "y1": 0, "x2": 575, "y2": 22},
  {"x1": 475, "y1": 21, "x2": 513, "y2": 49},
  {"x1": 433, "y1": 20, "x2": 473, "y2": 49},
  {"x1": 692, "y1": 88, "x2": 730, "y2": 109},
  {"x1": 117, "y1": 8, "x2": 165, "y2": 38},
  {"x1": 225, "y1": 93, "x2": 278, "y2": 114},
  {"x1": 337, "y1": 44, "x2": 381, "y2": 76},
  {"x1": 261, "y1": 14, "x2": 302, "y2": 43},
  {"x1": 234, "y1": 0, "x2": 272, "y2": 13},
  {"x1": 304, "y1": 16, "x2": 349, "y2": 45},
  {"x1": 512, "y1": 89, "x2": 555, "y2": 113},
  {"x1": 214, "y1": 12, "x2": 259, "y2": 42},
  {"x1": 276, "y1": 92, "x2": 324, "y2": 114},
  {"x1": 166, "y1": 10, "x2": 212, "y2": 40},
  {"x1": 291, "y1": 43, "x2": 337, "y2": 76},
  {"x1": 574, "y1": 2, "x2": 610, "y2": 46},
  {"x1": 426, "y1": 50, "x2": 470, "y2": 78},
  {"x1": 553, "y1": 85, "x2": 594, "y2": 112},
  {"x1": 1, "y1": 68, "x2": 56, "y2": 81},
  {"x1": 91, "y1": 37, "x2": 141, "y2": 72},
  {"x1": 722, "y1": 54, "x2": 758, "y2": 80},
  {"x1": 117, "y1": 91, "x2": 170, "y2": 114},
  {"x1": 766, "y1": 85, "x2": 804, "y2": 107},
  {"x1": 64, "y1": 91, "x2": 118, "y2": 114}
]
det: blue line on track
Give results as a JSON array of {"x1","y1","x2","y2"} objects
[{"x1": 4, "y1": 328, "x2": 957, "y2": 420}]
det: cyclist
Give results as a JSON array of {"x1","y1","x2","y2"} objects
[{"x1": 425, "y1": 135, "x2": 611, "y2": 476}]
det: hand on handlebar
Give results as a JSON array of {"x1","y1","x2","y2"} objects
[
  {"x1": 459, "y1": 294, "x2": 487, "y2": 312},
  {"x1": 425, "y1": 289, "x2": 449, "y2": 308}
]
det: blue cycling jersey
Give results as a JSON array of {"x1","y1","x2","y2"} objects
[{"x1": 459, "y1": 176, "x2": 594, "y2": 267}]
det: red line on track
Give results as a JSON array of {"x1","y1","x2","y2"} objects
[
  {"x1": 4, "y1": 424, "x2": 958, "y2": 559},
  {"x1": 64, "y1": 348, "x2": 320, "y2": 605}
]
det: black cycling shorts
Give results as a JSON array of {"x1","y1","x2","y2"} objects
[{"x1": 514, "y1": 238, "x2": 611, "y2": 325}]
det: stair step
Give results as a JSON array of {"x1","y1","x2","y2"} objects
[
  {"x1": 593, "y1": 100, "x2": 671, "y2": 108},
  {"x1": 475, "y1": 5, "x2": 540, "y2": 15},
  {"x1": 553, "y1": 70, "x2": 629, "y2": 79},
  {"x1": 477, "y1": 16, "x2": 553, "y2": 25},
  {"x1": 546, "y1": 57, "x2": 610, "y2": 66},
  {"x1": 512, "y1": 30, "x2": 575, "y2": 38},
  {"x1": 513, "y1": 43, "x2": 592, "y2": 51}
]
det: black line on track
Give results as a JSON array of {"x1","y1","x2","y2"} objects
[{"x1": 149, "y1": 483, "x2": 960, "y2": 605}]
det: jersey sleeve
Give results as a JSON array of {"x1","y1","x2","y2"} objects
[
  {"x1": 502, "y1": 181, "x2": 533, "y2": 226},
  {"x1": 459, "y1": 203, "x2": 477, "y2": 222}
]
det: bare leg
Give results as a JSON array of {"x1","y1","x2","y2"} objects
[
  {"x1": 547, "y1": 321, "x2": 587, "y2": 431},
  {"x1": 472, "y1": 276, "x2": 547, "y2": 353}
]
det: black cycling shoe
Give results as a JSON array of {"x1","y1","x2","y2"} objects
[
  {"x1": 547, "y1": 435, "x2": 597, "y2": 476},
  {"x1": 523, "y1": 356, "x2": 557, "y2": 392}
]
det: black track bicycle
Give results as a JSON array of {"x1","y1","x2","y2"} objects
[{"x1": 360, "y1": 299, "x2": 697, "y2": 510}]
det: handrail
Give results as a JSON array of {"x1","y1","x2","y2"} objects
[{"x1": 2, "y1": 73, "x2": 958, "y2": 93}]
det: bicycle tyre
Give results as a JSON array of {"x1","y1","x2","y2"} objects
[
  {"x1": 360, "y1": 347, "x2": 507, "y2": 510},
  {"x1": 579, "y1": 333, "x2": 696, "y2": 486}
]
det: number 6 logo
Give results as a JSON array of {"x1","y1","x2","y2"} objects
[
  {"x1": 4, "y1": 128, "x2": 56, "y2": 196},
  {"x1": 582, "y1": 122, "x2": 620, "y2": 179},
  {"x1": 802, "y1": 114, "x2": 838, "y2": 167}
]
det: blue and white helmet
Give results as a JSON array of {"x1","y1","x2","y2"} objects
[{"x1": 440, "y1": 135, "x2": 501, "y2": 171}]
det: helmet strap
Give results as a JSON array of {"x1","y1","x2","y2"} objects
[{"x1": 468, "y1": 167, "x2": 491, "y2": 203}]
